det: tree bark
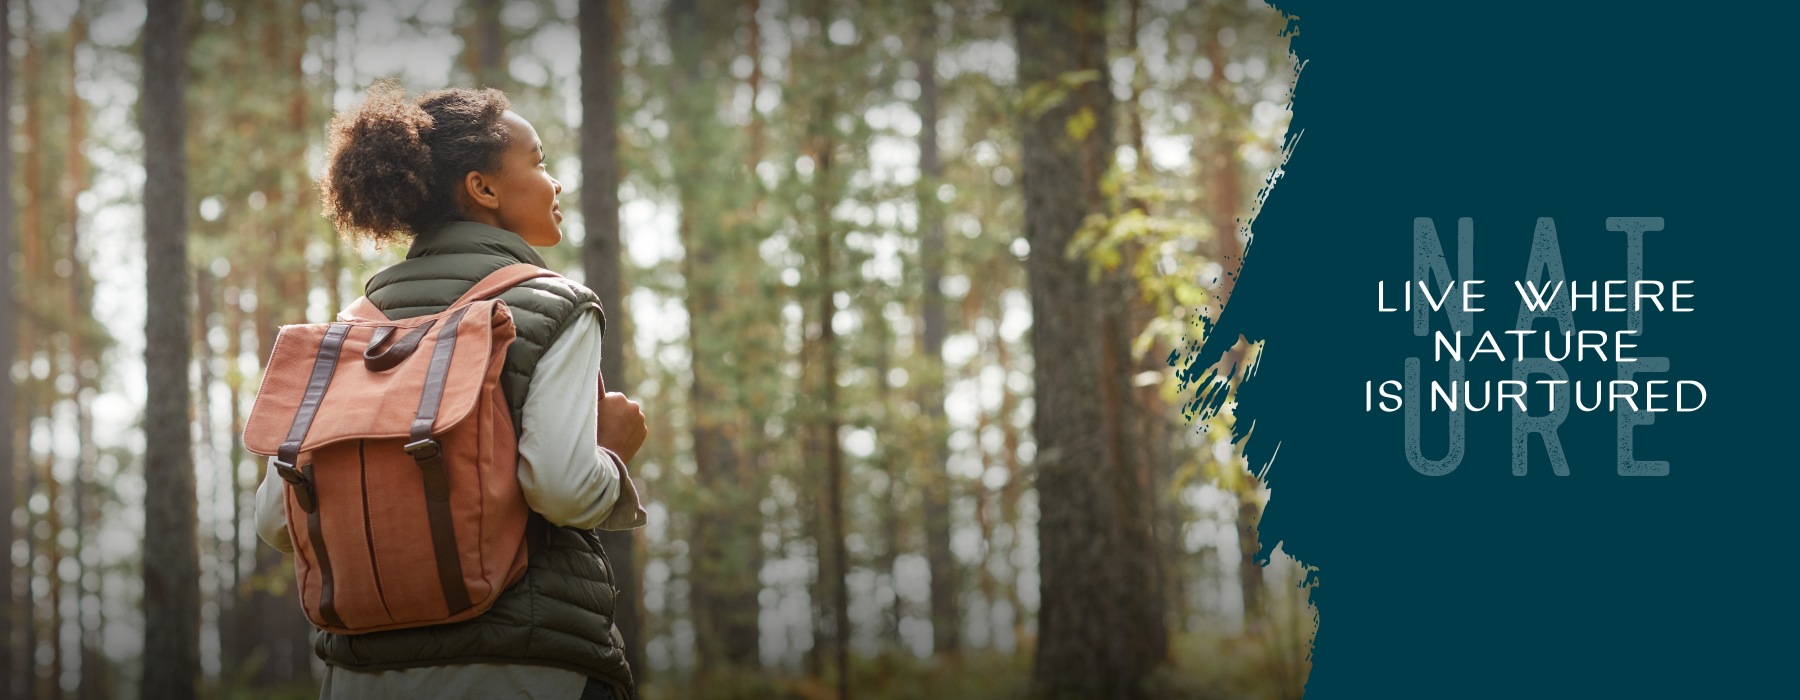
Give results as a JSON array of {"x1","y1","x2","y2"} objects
[
  {"x1": 1120, "y1": 0, "x2": 1171, "y2": 667},
  {"x1": 995, "y1": 334, "x2": 1028, "y2": 647},
  {"x1": 580, "y1": 0, "x2": 648, "y2": 682},
  {"x1": 1205, "y1": 14, "x2": 1246, "y2": 310},
  {"x1": 223, "y1": 280, "x2": 248, "y2": 675},
  {"x1": 666, "y1": 0, "x2": 763, "y2": 671},
  {"x1": 1017, "y1": 0, "x2": 1158, "y2": 696},
  {"x1": 817, "y1": 82, "x2": 853, "y2": 700},
  {"x1": 13, "y1": 16, "x2": 43, "y2": 694},
  {"x1": 803, "y1": 4, "x2": 850, "y2": 695},
  {"x1": 141, "y1": 0, "x2": 201, "y2": 696},
  {"x1": 61, "y1": 14, "x2": 107, "y2": 697},
  {"x1": 468, "y1": 0, "x2": 506, "y2": 89},
  {"x1": 0, "y1": 0, "x2": 17, "y2": 690},
  {"x1": 913, "y1": 0, "x2": 961, "y2": 659}
]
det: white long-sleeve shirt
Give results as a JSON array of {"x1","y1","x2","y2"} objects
[{"x1": 253, "y1": 307, "x2": 644, "y2": 698}]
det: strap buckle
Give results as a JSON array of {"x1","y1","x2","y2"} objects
[
  {"x1": 272, "y1": 458, "x2": 303, "y2": 483},
  {"x1": 406, "y1": 438, "x2": 452, "y2": 501},
  {"x1": 403, "y1": 437, "x2": 442, "y2": 461},
  {"x1": 274, "y1": 459, "x2": 317, "y2": 513}
]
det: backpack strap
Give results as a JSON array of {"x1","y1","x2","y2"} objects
[
  {"x1": 410, "y1": 263, "x2": 559, "y2": 615},
  {"x1": 274, "y1": 322, "x2": 353, "y2": 629},
  {"x1": 336, "y1": 263, "x2": 558, "y2": 323},
  {"x1": 405, "y1": 303, "x2": 477, "y2": 615},
  {"x1": 338, "y1": 296, "x2": 389, "y2": 323},
  {"x1": 448, "y1": 263, "x2": 563, "y2": 310}
]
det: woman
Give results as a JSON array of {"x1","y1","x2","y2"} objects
[{"x1": 254, "y1": 82, "x2": 647, "y2": 700}]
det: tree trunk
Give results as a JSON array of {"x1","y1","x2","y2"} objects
[
  {"x1": 0, "y1": 0, "x2": 16, "y2": 690},
  {"x1": 141, "y1": 0, "x2": 200, "y2": 696},
  {"x1": 1119, "y1": 0, "x2": 1171, "y2": 667},
  {"x1": 580, "y1": 0, "x2": 648, "y2": 682},
  {"x1": 995, "y1": 334, "x2": 1028, "y2": 647},
  {"x1": 912, "y1": 0, "x2": 960, "y2": 660},
  {"x1": 1202, "y1": 13, "x2": 1265, "y2": 636},
  {"x1": 1017, "y1": 0, "x2": 1158, "y2": 696},
  {"x1": 666, "y1": 0, "x2": 765, "y2": 673},
  {"x1": 13, "y1": 16, "x2": 43, "y2": 694},
  {"x1": 468, "y1": 0, "x2": 506, "y2": 88},
  {"x1": 195, "y1": 265, "x2": 222, "y2": 681},
  {"x1": 61, "y1": 15, "x2": 107, "y2": 697},
  {"x1": 744, "y1": 0, "x2": 765, "y2": 163},
  {"x1": 874, "y1": 322, "x2": 902, "y2": 648},
  {"x1": 803, "y1": 4, "x2": 850, "y2": 696},
  {"x1": 1238, "y1": 492, "x2": 1265, "y2": 633},
  {"x1": 223, "y1": 281, "x2": 248, "y2": 676},
  {"x1": 45, "y1": 397, "x2": 63, "y2": 696},
  {"x1": 1205, "y1": 14, "x2": 1246, "y2": 310}
]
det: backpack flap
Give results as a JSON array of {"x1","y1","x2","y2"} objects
[{"x1": 242, "y1": 299, "x2": 517, "y2": 458}]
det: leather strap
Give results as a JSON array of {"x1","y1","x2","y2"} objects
[
  {"x1": 406, "y1": 305, "x2": 474, "y2": 614},
  {"x1": 272, "y1": 323, "x2": 350, "y2": 628},
  {"x1": 275, "y1": 323, "x2": 350, "y2": 512},
  {"x1": 304, "y1": 463, "x2": 346, "y2": 628},
  {"x1": 363, "y1": 319, "x2": 437, "y2": 372}
]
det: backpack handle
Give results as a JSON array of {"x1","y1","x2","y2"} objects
[{"x1": 362, "y1": 320, "x2": 437, "y2": 372}]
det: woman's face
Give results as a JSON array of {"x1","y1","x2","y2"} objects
[{"x1": 486, "y1": 111, "x2": 563, "y2": 247}]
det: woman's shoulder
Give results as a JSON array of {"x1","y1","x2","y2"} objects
[
  {"x1": 505, "y1": 273, "x2": 606, "y2": 337},
  {"x1": 515, "y1": 272, "x2": 598, "y2": 303}
]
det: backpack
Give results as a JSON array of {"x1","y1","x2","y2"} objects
[{"x1": 243, "y1": 263, "x2": 560, "y2": 635}]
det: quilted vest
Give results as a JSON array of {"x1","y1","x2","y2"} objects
[{"x1": 311, "y1": 221, "x2": 635, "y2": 698}]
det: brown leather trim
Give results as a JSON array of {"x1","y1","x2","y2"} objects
[
  {"x1": 408, "y1": 305, "x2": 473, "y2": 614},
  {"x1": 305, "y1": 463, "x2": 346, "y2": 629},
  {"x1": 275, "y1": 324, "x2": 350, "y2": 627},
  {"x1": 423, "y1": 488, "x2": 468, "y2": 611},
  {"x1": 276, "y1": 323, "x2": 351, "y2": 512},
  {"x1": 358, "y1": 440, "x2": 393, "y2": 620},
  {"x1": 365, "y1": 325, "x2": 394, "y2": 353},
  {"x1": 409, "y1": 307, "x2": 469, "y2": 447},
  {"x1": 363, "y1": 320, "x2": 436, "y2": 372}
]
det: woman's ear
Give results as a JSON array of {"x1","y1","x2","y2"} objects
[{"x1": 463, "y1": 170, "x2": 501, "y2": 213}]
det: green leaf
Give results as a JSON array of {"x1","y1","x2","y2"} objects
[{"x1": 1065, "y1": 106, "x2": 1097, "y2": 141}]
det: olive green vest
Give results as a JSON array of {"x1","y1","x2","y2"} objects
[
  {"x1": 313, "y1": 222, "x2": 635, "y2": 698},
  {"x1": 361, "y1": 221, "x2": 605, "y2": 429}
]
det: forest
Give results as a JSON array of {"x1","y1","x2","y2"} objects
[{"x1": 1, "y1": 0, "x2": 1307, "y2": 698}]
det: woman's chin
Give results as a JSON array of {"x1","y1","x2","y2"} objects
[{"x1": 523, "y1": 228, "x2": 562, "y2": 247}]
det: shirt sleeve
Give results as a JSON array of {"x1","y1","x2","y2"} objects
[
  {"x1": 254, "y1": 457, "x2": 294, "y2": 554},
  {"x1": 517, "y1": 307, "x2": 648, "y2": 530}
]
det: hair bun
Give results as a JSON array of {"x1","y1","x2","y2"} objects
[
  {"x1": 319, "y1": 82, "x2": 515, "y2": 246},
  {"x1": 320, "y1": 81, "x2": 437, "y2": 244}
]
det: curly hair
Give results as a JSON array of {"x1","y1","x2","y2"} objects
[{"x1": 320, "y1": 81, "x2": 514, "y2": 245}]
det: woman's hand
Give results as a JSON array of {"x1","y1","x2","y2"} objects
[{"x1": 596, "y1": 392, "x2": 647, "y2": 463}]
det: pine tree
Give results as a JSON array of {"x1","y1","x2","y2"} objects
[
  {"x1": 801, "y1": 2, "x2": 850, "y2": 693},
  {"x1": 0, "y1": 0, "x2": 15, "y2": 690},
  {"x1": 581, "y1": 0, "x2": 649, "y2": 681},
  {"x1": 140, "y1": 0, "x2": 201, "y2": 696},
  {"x1": 911, "y1": 0, "x2": 962, "y2": 659},
  {"x1": 665, "y1": 0, "x2": 766, "y2": 672},
  {"x1": 1016, "y1": 0, "x2": 1161, "y2": 696}
]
